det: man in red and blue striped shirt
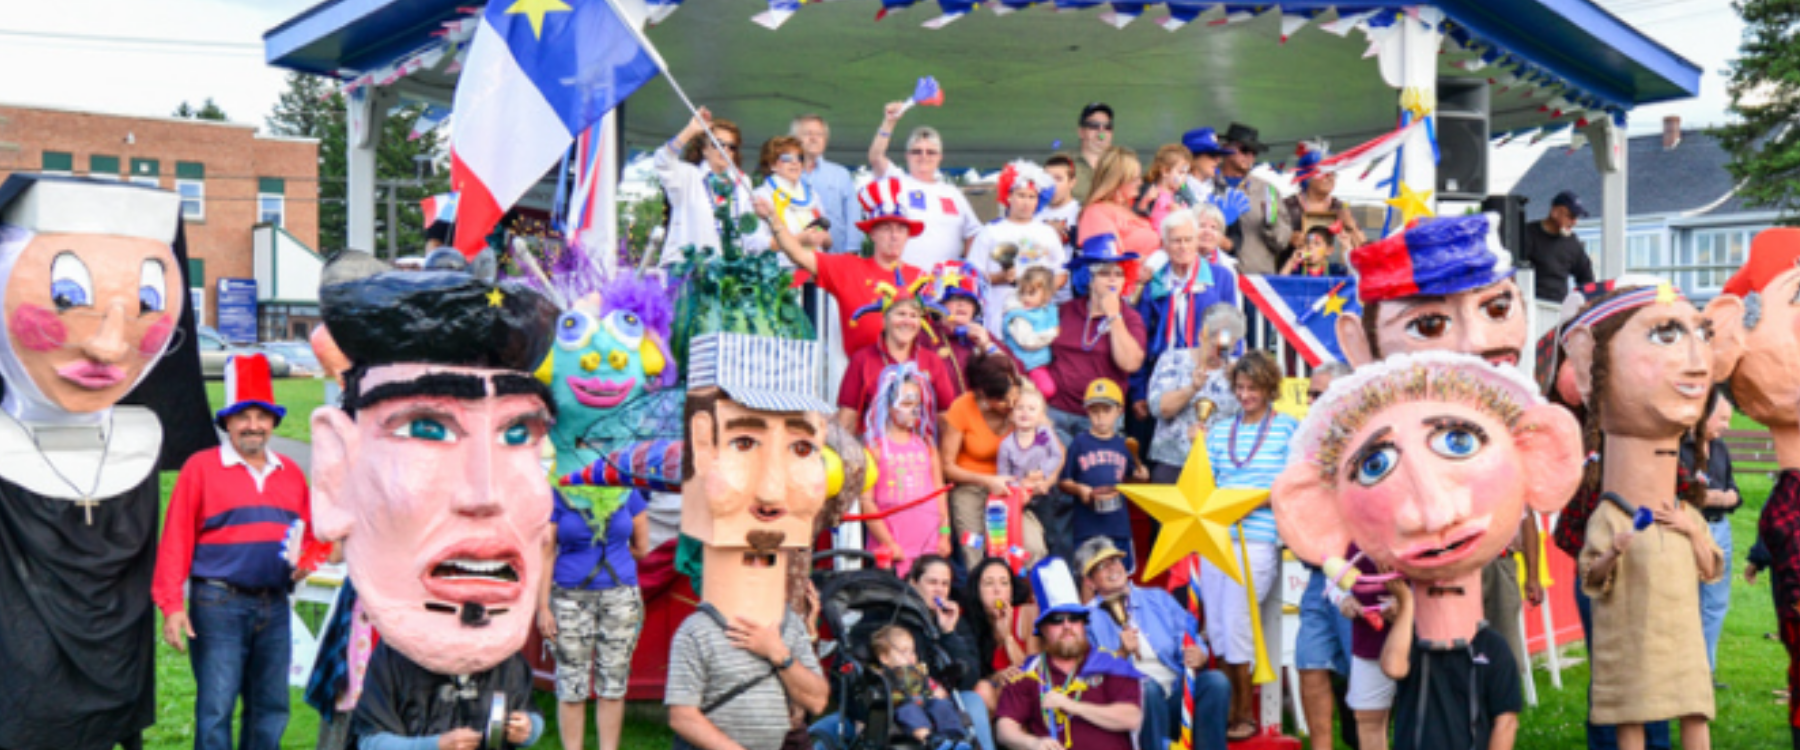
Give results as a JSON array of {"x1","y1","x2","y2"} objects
[{"x1": 154, "y1": 354, "x2": 310, "y2": 750}]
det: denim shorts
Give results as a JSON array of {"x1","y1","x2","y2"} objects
[{"x1": 1293, "y1": 568, "x2": 1353, "y2": 675}]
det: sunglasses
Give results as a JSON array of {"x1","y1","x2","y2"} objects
[
  {"x1": 1081, "y1": 120, "x2": 1113, "y2": 132},
  {"x1": 908, "y1": 148, "x2": 941, "y2": 156},
  {"x1": 1092, "y1": 267, "x2": 1126, "y2": 278},
  {"x1": 711, "y1": 141, "x2": 740, "y2": 153},
  {"x1": 776, "y1": 153, "x2": 801, "y2": 164},
  {"x1": 1042, "y1": 613, "x2": 1084, "y2": 627},
  {"x1": 1307, "y1": 390, "x2": 1324, "y2": 401}
]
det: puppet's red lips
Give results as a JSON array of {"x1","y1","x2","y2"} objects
[
  {"x1": 566, "y1": 375, "x2": 636, "y2": 408},
  {"x1": 422, "y1": 543, "x2": 524, "y2": 605},
  {"x1": 752, "y1": 505, "x2": 787, "y2": 522},
  {"x1": 1398, "y1": 525, "x2": 1487, "y2": 569},
  {"x1": 57, "y1": 361, "x2": 126, "y2": 389}
]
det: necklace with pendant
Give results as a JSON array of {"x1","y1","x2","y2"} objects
[{"x1": 3, "y1": 410, "x2": 115, "y2": 525}]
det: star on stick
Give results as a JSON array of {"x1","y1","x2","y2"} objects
[
  {"x1": 1385, "y1": 181, "x2": 1435, "y2": 228},
  {"x1": 1119, "y1": 438, "x2": 1270, "y2": 583}
]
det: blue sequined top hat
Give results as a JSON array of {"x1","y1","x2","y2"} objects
[
  {"x1": 686, "y1": 333, "x2": 832, "y2": 414},
  {"x1": 1181, "y1": 127, "x2": 1236, "y2": 158},
  {"x1": 1029, "y1": 557, "x2": 1091, "y2": 633},
  {"x1": 1065, "y1": 232, "x2": 1140, "y2": 271}
]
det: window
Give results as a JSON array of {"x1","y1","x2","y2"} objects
[
  {"x1": 129, "y1": 158, "x2": 160, "y2": 187},
  {"x1": 257, "y1": 177, "x2": 285, "y2": 227},
  {"x1": 41, "y1": 151, "x2": 72, "y2": 175},
  {"x1": 175, "y1": 162, "x2": 205, "y2": 220},
  {"x1": 258, "y1": 194, "x2": 284, "y2": 227},
  {"x1": 1684, "y1": 227, "x2": 1763, "y2": 294},
  {"x1": 89, "y1": 155, "x2": 120, "y2": 180}
]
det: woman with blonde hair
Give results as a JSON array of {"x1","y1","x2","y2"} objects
[{"x1": 1076, "y1": 146, "x2": 1157, "y2": 297}]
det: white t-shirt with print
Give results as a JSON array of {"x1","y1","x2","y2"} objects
[{"x1": 877, "y1": 164, "x2": 981, "y2": 270}]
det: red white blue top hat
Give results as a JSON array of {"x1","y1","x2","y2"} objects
[
  {"x1": 1348, "y1": 214, "x2": 1515, "y2": 304},
  {"x1": 216, "y1": 353, "x2": 286, "y2": 429},
  {"x1": 856, "y1": 177, "x2": 925, "y2": 237}
]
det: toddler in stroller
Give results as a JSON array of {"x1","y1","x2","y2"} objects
[{"x1": 872, "y1": 625, "x2": 972, "y2": 750}]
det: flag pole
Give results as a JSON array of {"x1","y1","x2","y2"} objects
[{"x1": 599, "y1": 0, "x2": 762, "y2": 202}]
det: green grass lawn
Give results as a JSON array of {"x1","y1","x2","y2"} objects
[{"x1": 205, "y1": 377, "x2": 328, "y2": 443}]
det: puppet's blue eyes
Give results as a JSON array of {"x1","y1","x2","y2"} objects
[
  {"x1": 1430, "y1": 429, "x2": 1483, "y2": 459},
  {"x1": 394, "y1": 418, "x2": 455, "y2": 443},
  {"x1": 139, "y1": 286, "x2": 163, "y2": 313},
  {"x1": 1354, "y1": 446, "x2": 1399, "y2": 487},
  {"x1": 556, "y1": 311, "x2": 597, "y2": 351},
  {"x1": 501, "y1": 424, "x2": 530, "y2": 446},
  {"x1": 602, "y1": 311, "x2": 645, "y2": 350},
  {"x1": 52, "y1": 279, "x2": 90, "y2": 310}
]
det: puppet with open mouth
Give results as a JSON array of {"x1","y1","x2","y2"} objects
[{"x1": 308, "y1": 253, "x2": 559, "y2": 746}]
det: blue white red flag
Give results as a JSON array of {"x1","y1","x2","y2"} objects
[
  {"x1": 450, "y1": 0, "x2": 664, "y2": 258},
  {"x1": 1237, "y1": 274, "x2": 1361, "y2": 367},
  {"x1": 421, "y1": 192, "x2": 458, "y2": 228}
]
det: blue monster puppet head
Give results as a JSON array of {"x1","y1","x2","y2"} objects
[{"x1": 536, "y1": 272, "x2": 681, "y2": 475}]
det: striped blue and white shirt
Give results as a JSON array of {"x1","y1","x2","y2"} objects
[{"x1": 1205, "y1": 411, "x2": 1298, "y2": 545}]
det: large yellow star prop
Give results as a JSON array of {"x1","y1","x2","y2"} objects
[
  {"x1": 507, "y1": 0, "x2": 573, "y2": 40},
  {"x1": 1118, "y1": 438, "x2": 1270, "y2": 584},
  {"x1": 1385, "y1": 181, "x2": 1436, "y2": 229}
]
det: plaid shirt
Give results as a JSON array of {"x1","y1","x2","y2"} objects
[
  {"x1": 1552, "y1": 486, "x2": 1599, "y2": 559},
  {"x1": 1761, "y1": 470, "x2": 1800, "y2": 623}
]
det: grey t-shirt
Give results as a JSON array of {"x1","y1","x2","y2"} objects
[{"x1": 666, "y1": 609, "x2": 821, "y2": 750}]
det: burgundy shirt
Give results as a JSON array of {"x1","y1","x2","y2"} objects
[
  {"x1": 836, "y1": 341, "x2": 957, "y2": 430},
  {"x1": 1046, "y1": 297, "x2": 1147, "y2": 415},
  {"x1": 996, "y1": 654, "x2": 1141, "y2": 750}
]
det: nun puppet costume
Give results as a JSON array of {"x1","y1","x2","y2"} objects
[{"x1": 0, "y1": 174, "x2": 214, "y2": 750}]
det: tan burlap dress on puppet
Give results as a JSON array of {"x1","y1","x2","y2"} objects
[{"x1": 1579, "y1": 501, "x2": 1723, "y2": 724}]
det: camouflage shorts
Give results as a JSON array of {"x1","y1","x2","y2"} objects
[{"x1": 549, "y1": 585, "x2": 645, "y2": 702}]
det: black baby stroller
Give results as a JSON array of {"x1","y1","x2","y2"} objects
[{"x1": 808, "y1": 550, "x2": 974, "y2": 750}]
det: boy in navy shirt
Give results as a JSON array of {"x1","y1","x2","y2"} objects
[{"x1": 1058, "y1": 379, "x2": 1147, "y2": 571}]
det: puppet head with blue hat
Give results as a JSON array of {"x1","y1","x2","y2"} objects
[
  {"x1": 1335, "y1": 214, "x2": 1528, "y2": 369},
  {"x1": 1067, "y1": 232, "x2": 1141, "y2": 299}
]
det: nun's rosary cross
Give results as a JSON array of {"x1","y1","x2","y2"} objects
[{"x1": 8, "y1": 411, "x2": 114, "y2": 525}]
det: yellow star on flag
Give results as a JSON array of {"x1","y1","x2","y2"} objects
[
  {"x1": 1321, "y1": 291, "x2": 1348, "y2": 318},
  {"x1": 486, "y1": 288, "x2": 506, "y2": 308},
  {"x1": 506, "y1": 0, "x2": 573, "y2": 40},
  {"x1": 1118, "y1": 438, "x2": 1270, "y2": 584},
  {"x1": 1385, "y1": 181, "x2": 1435, "y2": 229}
]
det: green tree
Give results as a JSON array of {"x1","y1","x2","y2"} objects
[
  {"x1": 264, "y1": 72, "x2": 449, "y2": 257},
  {"x1": 1715, "y1": 0, "x2": 1800, "y2": 225},
  {"x1": 172, "y1": 98, "x2": 229, "y2": 121}
]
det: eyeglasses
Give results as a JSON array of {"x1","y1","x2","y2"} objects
[
  {"x1": 1307, "y1": 390, "x2": 1324, "y2": 401},
  {"x1": 1042, "y1": 613, "x2": 1084, "y2": 627},
  {"x1": 776, "y1": 153, "x2": 801, "y2": 164},
  {"x1": 712, "y1": 140, "x2": 740, "y2": 152},
  {"x1": 908, "y1": 149, "x2": 941, "y2": 156},
  {"x1": 1081, "y1": 120, "x2": 1113, "y2": 132},
  {"x1": 1092, "y1": 267, "x2": 1125, "y2": 278}
]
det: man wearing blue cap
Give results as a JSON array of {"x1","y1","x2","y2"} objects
[{"x1": 1521, "y1": 190, "x2": 1596, "y2": 302}]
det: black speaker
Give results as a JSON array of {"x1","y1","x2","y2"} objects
[
  {"x1": 1436, "y1": 79, "x2": 1489, "y2": 201},
  {"x1": 1481, "y1": 194, "x2": 1530, "y2": 268}
]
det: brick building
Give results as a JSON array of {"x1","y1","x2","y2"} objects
[{"x1": 0, "y1": 103, "x2": 319, "y2": 336}]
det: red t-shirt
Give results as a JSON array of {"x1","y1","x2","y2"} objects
[
  {"x1": 1046, "y1": 297, "x2": 1147, "y2": 415},
  {"x1": 836, "y1": 342, "x2": 957, "y2": 431},
  {"x1": 816, "y1": 253, "x2": 923, "y2": 359},
  {"x1": 996, "y1": 654, "x2": 1141, "y2": 750}
]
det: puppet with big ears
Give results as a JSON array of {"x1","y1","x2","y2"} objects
[
  {"x1": 1564, "y1": 282, "x2": 1733, "y2": 747},
  {"x1": 0, "y1": 175, "x2": 213, "y2": 750},
  {"x1": 307, "y1": 251, "x2": 559, "y2": 744},
  {"x1": 1273, "y1": 352, "x2": 1583, "y2": 645}
]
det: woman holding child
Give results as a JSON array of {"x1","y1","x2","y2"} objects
[{"x1": 941, "y1": 356, "x2": 1022, "y2": 570}]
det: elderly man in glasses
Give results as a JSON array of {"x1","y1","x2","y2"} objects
[{"x1": 869, "y1": 101, "x2": 981, "y2": 269}]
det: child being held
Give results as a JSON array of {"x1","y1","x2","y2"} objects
[
  {"x1": 967, "y1": 160, "x2": 1067, "y2": 332},
  {"x1": 872, "y1": 625, "x2": 971, "y2": 750},
  {"x1": 1003, "y1": 266, "x2": 1062, "y2": 400},
  {"x1": 996, "y1": 385, "x2": 1064, "y2": 564},
  {"x1": 1058, "y1": 378, "x2": 1147, "y2": 571}
]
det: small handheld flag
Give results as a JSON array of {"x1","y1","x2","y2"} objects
[{"x1": 897, "y1": 76, "x2": 944, "y2": 115}]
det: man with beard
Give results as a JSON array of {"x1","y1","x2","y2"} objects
[
  {"x1": 996, "y1": 558, "x2": 1142, "y2": 750},
  {"x1": 154, "y1": 354, "x2": 312, "y2": 750},
  {"x1": 1334, "y1": 214, "x2": 1543, "y2": 680},
  {"x1": 665, "y1": 333, "x2": 831, "y2": 750}
]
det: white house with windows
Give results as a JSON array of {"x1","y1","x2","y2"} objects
[{"x1": 1512, "y1": 116, "x2": 1781, "y2": 300}]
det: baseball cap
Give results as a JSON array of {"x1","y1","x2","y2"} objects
[
  {"x1": 1079, "y1": 102, "x2": 1114, "y2": 125},
  {"x1": 1551, "y1": 191, "x2": 1590, "y2": 219},
  {"x1": 1083, "y1": 379, "x2": 1124, "y2": 407}
]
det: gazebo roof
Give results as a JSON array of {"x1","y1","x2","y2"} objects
[{"x1": 265, "y1": 0, "x2": 1700, "y2": 166}]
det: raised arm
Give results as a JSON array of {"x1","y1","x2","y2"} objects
[{"x1": 869, "y1": 101, "x2": 907, "y2": 175}]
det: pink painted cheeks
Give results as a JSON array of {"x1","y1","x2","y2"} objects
[
  {"x1": 139, "y1": 314, "x2": 174, "y2": 357},
  {"x1": 9, "y1": 304, "x2": 67, "y2": 352}
]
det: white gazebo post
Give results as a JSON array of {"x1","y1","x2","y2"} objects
[
  {"x1": 345, "y1": 86, "x2": 396, "y2": 254},
  {"x1": 593, "y1": 110, "x2": 621, "y2": 278},
  {"x1": 1588, "y1": 116, "x2": 1629, "y2": 278}
]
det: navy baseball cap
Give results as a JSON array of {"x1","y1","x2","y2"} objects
[{"x1": 1552, "y1": 191, "x2": 1590, "y2": 219}]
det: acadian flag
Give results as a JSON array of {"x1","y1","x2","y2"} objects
[
  {"x1": 420, "y1": 192, "x2": 457, "y2": 228},
  {"x1": 450, "y1": 0, "x2": 664, "y2": 258},
  {"x1": 1237, "y1": 274, "x2": 1361, "y2": 367}
]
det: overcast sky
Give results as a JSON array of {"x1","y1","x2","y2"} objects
[{"x1": 0, "y1": 0, "x2": 1744, "y2": 191}]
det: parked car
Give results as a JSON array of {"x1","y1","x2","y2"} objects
[
  {"x1": 261, "y1": 341, "x2": 323, "y2": 378},
  {"x1": 197, "y1": 326, "x2": 292, "y2": 379}
]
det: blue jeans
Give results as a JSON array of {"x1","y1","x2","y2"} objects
[
  {"x1": 1700, "y1": 518, "x2": 1733, "y2": 672},
  {"x1": 1141, "y1": 669, "x2": 1230, "y2": 750},
  {"x1": 188, "y1": 583, "x2": 291, "y2": 750},
  {"x1": 1294, "y1": 570, "x2": 1353, "y2": 675},
  {"x1": 1575, "y1": 582, "x2": 1670, "y2": 750}
]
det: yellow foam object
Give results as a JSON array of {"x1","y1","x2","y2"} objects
[
  {"x1": 863, "y1": 447, "x2": 880, "y2": 494},
  {"x1": 533, "y1": 352, "x2": 554, "y2": 384},
  {"x1": 822, "y1": 447, "x2": 845, "y2": 498},
  {"x1": 641, "y1": 340, "x2": 666, "y2": 378}
]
